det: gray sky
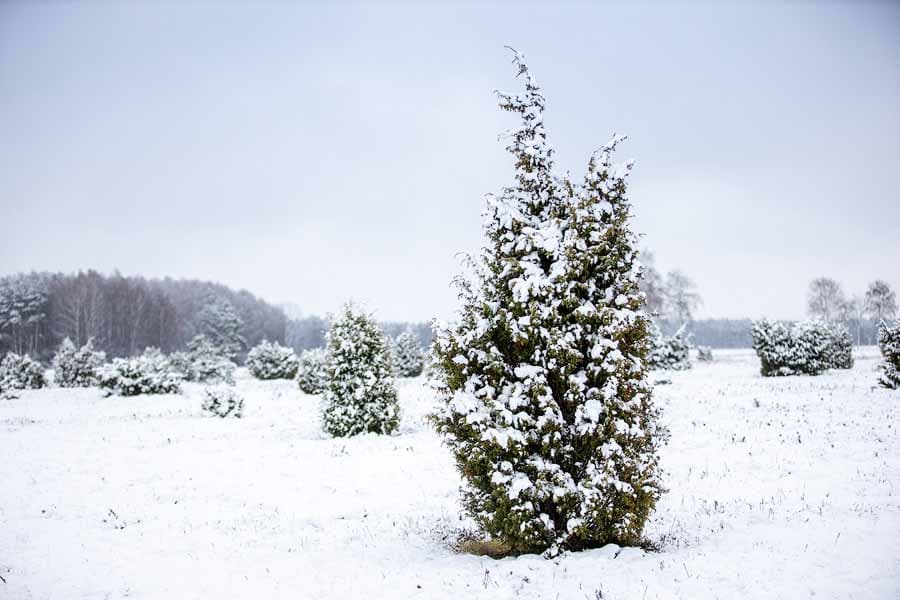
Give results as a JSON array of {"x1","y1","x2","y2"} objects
[{"x1": 2, "y1": 1, "x2": 898, "y2": 322}]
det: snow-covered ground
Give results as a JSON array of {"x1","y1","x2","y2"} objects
[{"x1": 2, "y1": 349, "x2": 898, "y2": 599}]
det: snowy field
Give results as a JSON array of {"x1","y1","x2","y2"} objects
[{"x1": 1, "y1": 349, "x2": 898, "y2": 599}]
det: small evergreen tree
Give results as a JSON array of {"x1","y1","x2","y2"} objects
[
  {"x1": 296, "y1": 347, "x2": 328, "y2": 395},
  {"x1": 646, "y1": 324, "x2": 692, "y2": 371},
  {"x1": 392, "y1": 329, "x2": 425, "y2": 377},
  {"x1": 98, "y1": 348, "x2": 182, "y2": 396},
  {"x1": 322, "y1": 303, "x2": 399, "y2": 437},
  {"x1": 195, "y1": 299, "x2": 245, "y2": 360},
  {"x1": 0, "y1": 352, "x2": 46, "y2": 398},
  {"x1": 52, "y1": 338, "x2": 106, "y2": 387},
  {"x1": 432, "y1": 51, "x2": 664, "y2": 556},
  {"x1": 246, "y1": 340, "x2": 299, "y2": 380},
  {"x1": 877, "y1": 320, "x2": 900, "y2": 389}
]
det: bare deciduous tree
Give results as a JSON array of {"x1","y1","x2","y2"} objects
[
  {"x1": 665, "y1": 269, "x2": 702, "y2": 324},
  {"x1": 865, "y1": 280, "x2": 898, "y2": 323},
  {"x1": 807, "y1": 277, "x2": 846, "y2": 323}
]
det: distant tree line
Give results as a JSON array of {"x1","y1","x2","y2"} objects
[
  {"x1": 0, "y1": 271, "x2": 286, "y2": 362},
  {"x1": 0, "y1": 270, "x2": 436, "y2": 364}
]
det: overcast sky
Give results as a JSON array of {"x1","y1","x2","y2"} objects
[{"x1": 1, "y1": 1, "x2": 898, "y2": 322}]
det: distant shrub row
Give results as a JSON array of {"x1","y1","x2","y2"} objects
[{"x1": 751, "y1": 319, "x2": 853, "y2": 377}]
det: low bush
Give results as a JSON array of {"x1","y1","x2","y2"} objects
[
  {"x1": 52, "y1": 338, "x2": 106, "y2": 387},
  {"x1": 0, "y1": 353, "x2": 46, "y2": 398},
  {"x1": 98, "y1": 348, "x2": 182, "y2": 396},
  {"x1": 696, "y1": 346, "x2": 713, "y2": 362},
  {"x1": 246, "y1": 340, "x2": 299, "y2": 380},
  {"x1": 296, "y1": 348, "x2": 328, "y2": 394},
  {"x1": 169, "y1": 335, "x2": 236, "y2": 385},
  {"x1": 201, "y1": 386, "x2": 244, "y2": 418},
  {"x1": 751, "y1": 319, "x2": 853, "y2": 377}
]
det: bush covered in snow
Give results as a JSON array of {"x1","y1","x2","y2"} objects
[
  {"x1": 201, "y1": 386, "x2": 244, "y2": 418},
  {"x1": 0, "y1": 352, "x2": 46, "y2": 398},
  {"x1": 98, "y1": 348, "x2": 182, "y2": 396},
  {"x1": 52, "y1": 338, "x2": 106, "y2": 387},
  {"x1": 751, "y1": 319, "x2": 852, "y2": 377},
  {"x1": 432, "y1": 52, "x2": 664, "y2": 556},
  {"x1": 169, "y1": 335, "x2": 236, "y2": 385},
  {"x1": 322, "y1": 304, "x2": 399, "y2": 437},
  {"x1": 246, "y1": 340, "x2": 299, "y2": 380},
  {"x1": 696, "y1": 346, "x2": 713, "y2": 362},
  {"x1": 823, "y1": 324, "x2": 853, "y2": 370},
  {"x1": 391, "y1": 329, "x2": 425, "y2": 377},
  {"x1": 647, "y1": 325, "x2": 692, "y2": 371},
  {"x1": 296, "y1": 348, "x2": 328, "y2": 395},
  {"x1": 877, "y1": 321, "x2": 900, "y2": 389}
]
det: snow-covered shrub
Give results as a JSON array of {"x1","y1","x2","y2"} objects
[
  {"x1": 392, "y1": 329, "x2": 424, "y2": 377},
  {"x1": 0, "y1": 353, "x2": 46, "y2": 398},
  {"x1": 52, "y1": 338, "x2": 106, "y2": 387},
  {"x1": 98, "y1": 348, "x2": 182, "y2": 396},
  {"x1": 169, "y1": 335, "x2": 235, "y2": 385},
  {"x1": 696, "y1": 346, "x2": 713, "y2": 362},
  {"x1": 432, "y1": 52, "x2": 664, "y2": 556},
  {"x1": 877, "y1": 321, "x2": 900, "y2": 389},
  {"x1": 201, "y1": 386, "x2": 244, "y2": 418},
  {"x1": 246, "y1": 340, "x2": 299, "y2": 380},
  {"x1": 322, "y1": 303, "x2": 399, "y2": 437},
  {"x1": 823, "y1": 323, "x2": 853, "y2": 370},
  {"x1": 296, "y1": 347, "x2": 328, "y2": 395},
  {"x1": 751, "y1": 319, "x2": 850, "y2": 376},
  {"x1": 647, "y1": 325, "x2": 692, "y2": 371}
]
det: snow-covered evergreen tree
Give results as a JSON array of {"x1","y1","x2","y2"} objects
[
  {"x1": 432, "y1": 51, "x2": 664, "y2": 556},
  {"x1": 246, "y1": 340, "x2": 299, "y2": 380},
  {"x1": 195, "y1": 299, "x2": 245, "y2": 360},
  {"x1": 52, "y1": 338, "x2": 106, "y2": 387},
  {"x1": 169, "y1": 335, "x2": 236, "y2": 384},
  {"x1": 322, "y1": 303, "x2": 399, "y2": 437},
  {"x1": 202, "y1": 385, "x2": 245, "y2": 418},
  {"x1": 646, "y1": 324, "x2": 692, "y2": 371},
  {"x1": 296, "y1": 347, "x2": 328, "y2": 395},
  {"x1": 0, "y1": 352, "x2": 46, "y2": 398},
  {"x1": 877, "y1": 320, "x2": 900, "y2": 389},
  {"x1": 392, "y1": 329, "x2": 425, "y2": 377},
  {"x1": 98, "y1": 348, "x2": 182, "y2": 396}
]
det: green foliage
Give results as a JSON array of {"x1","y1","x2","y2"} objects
[
  {"x1": 322, "y1": 304, "x2": 399, "y2": 437},
  {"x1": 432, "y1": 51, "x2": 664, "y2": 556}
]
